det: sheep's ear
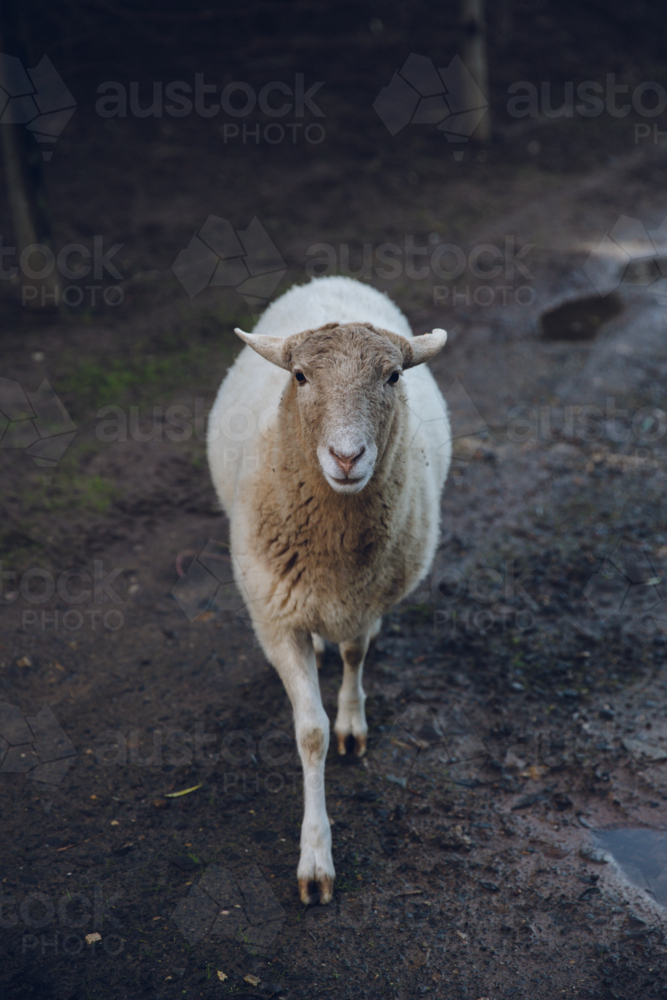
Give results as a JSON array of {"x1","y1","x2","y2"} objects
[
  {"x1": 403, "y1": 328, "x2": 448, "y2": 369},
  {"x1": 234, "y1": 329, "x2": 290, "y2": 370}
]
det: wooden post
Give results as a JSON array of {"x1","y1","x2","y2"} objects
[{"x1": 460, "y1": 0, "x2": 491, "y2": 143}]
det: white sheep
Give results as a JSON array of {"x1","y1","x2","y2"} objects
[{"x1": 207, "y1": 275, "x2": 451, "y2": 905}]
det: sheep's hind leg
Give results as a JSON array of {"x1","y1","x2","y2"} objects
[
  {"x1": 335, "y1": 620, "x2": 379, "y2": 758},
  {"x1": 312, "y1": 633, "x2": 326, "y2": 670}
]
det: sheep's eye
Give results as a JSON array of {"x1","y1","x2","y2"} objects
[
  {"x1": 387, "y1": 371, "x2": 400, "y2": 384},
  {"x1": 294, "y1": 371, "x2": 307, "y2": 384}
]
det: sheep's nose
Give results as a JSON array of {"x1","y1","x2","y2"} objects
[{"x1": 330, "y1": 446, "x2": 365, "y2": 476}]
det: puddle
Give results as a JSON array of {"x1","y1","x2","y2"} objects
[
  {"x1": 540, "y1": 292, "x2": 623, "y2": 340},
  {"x1": 595, "y1": 828, "x2": 667, "y2": 906}
]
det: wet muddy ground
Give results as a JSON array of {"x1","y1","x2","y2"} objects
[{"x1": 2, "y1": 5, "x2": 667, "y2": 998}]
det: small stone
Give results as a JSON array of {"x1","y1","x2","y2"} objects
[
  {"x1": 244, "y1": 974, "x2": 261, "y2": 986},
  {"x1": 580, "y1": 846, "x2": 611, "y2": 864},
  {"x1": 216, "y1": 971, "x2": 228, "y2": 982},
  {"x1": 553, "y1": 793, "x2": 573, "y2": 811},
  {"x1": 386, "y1": 774, "x2": 407, "y2": 788}
]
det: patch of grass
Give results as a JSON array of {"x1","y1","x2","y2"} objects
[
  {"x1": 404, "y1": 602, "x2": 433, "y2": 623},
  {"x1": 22, "y1": 468, "x2": 121, "y2": 516},
  {"x1": 82, "y1": 474, "x2": 120, "y2": 512},
  {"x1": 56, "y1": 304, "x2": 249, "y2": 418},
  {"x1": 56, "y1": 348, "x2": 207, "y2": 415}
]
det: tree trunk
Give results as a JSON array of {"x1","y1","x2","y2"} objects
[{"x1": 0, "y1": 0, "x2": 60, "y2": 312}]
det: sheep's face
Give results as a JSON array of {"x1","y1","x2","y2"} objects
[
  {"x1": 234, "y1": 321, "x2": 447, "y2": 495},
  {"x1": 287, "y1": 325, "x2": 403, "y2": 494}
]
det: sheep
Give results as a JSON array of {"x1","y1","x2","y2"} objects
[{"x1": 207, "y1": 275, "x2": 451, "y2": 905}]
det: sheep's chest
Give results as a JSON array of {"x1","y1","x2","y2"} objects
[{"x1": 241, "y1": 500, "x2": 418, "y2": 642}]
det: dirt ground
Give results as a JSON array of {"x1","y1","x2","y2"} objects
[{"x1": 2, "y1": 4, "x2": 667, "y2": 999}]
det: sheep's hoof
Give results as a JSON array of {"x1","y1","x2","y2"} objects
[
  {"x1": 299, "y1": 874, "x2": 334, "y2": 906},
  {"x1": 336, "y1": 732, "x2": 367, "y2": 757}
]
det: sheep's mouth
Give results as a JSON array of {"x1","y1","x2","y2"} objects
[{"x1": 324, "y1": 470, "x2": 369, "y2": 494}]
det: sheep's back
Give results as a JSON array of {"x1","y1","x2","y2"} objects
[{"x1": 252, "y1": 275, "x2": 413, "y2": 340}]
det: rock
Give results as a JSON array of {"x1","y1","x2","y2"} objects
[
  {"x1": 621, "y1": 738, "x2": 667, "y2": 761},
  {"x1": 580, "y1": 846, "x2": 612, "y2": 864},
  {"x1": 511, "y1": 791, "x2": 545, "y2": 810},
  {"x1": 433, "y1": 824, "x2": 474, "y2": 851}
]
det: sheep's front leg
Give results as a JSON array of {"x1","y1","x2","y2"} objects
[
  {"x1": 257, "y1": 626, "x2": 334, "y2": 905},
  {"x1": 335, "y1": 618, "x2": 380, "y2": 757}
]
